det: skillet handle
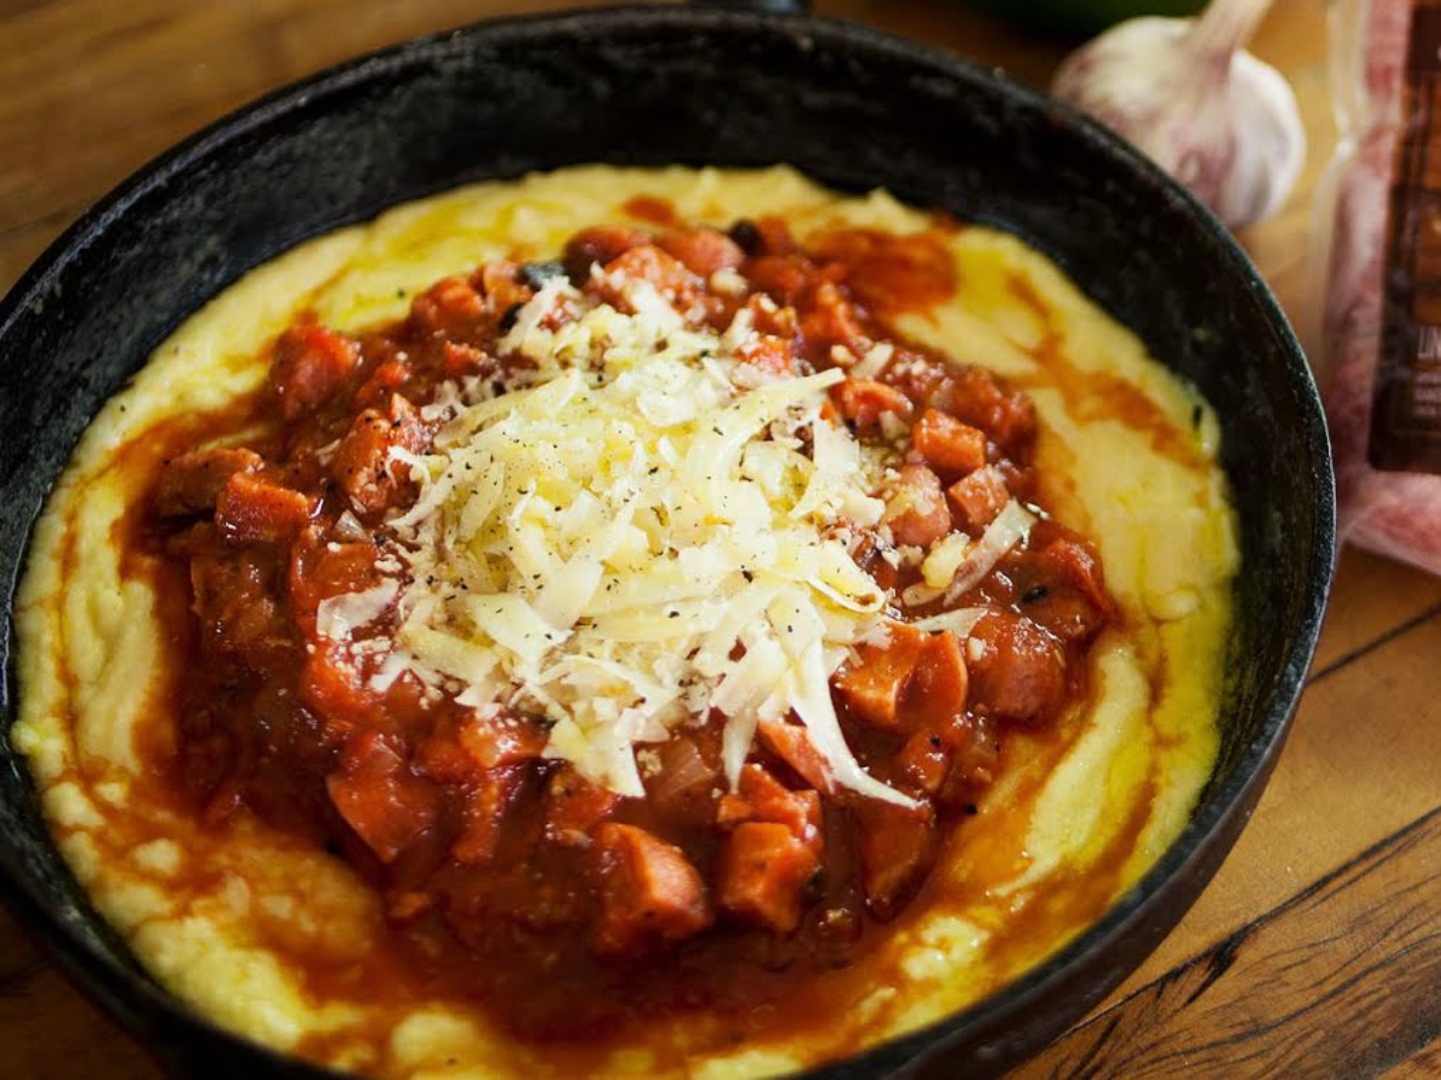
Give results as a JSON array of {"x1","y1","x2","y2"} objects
[{"x1": 691, "y1": 0, "x2": 811, "y2": 14}]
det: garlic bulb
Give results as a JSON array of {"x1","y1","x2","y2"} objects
[{"x1": 1051, "y1": 0, "x2": 1305, "y2": 228}]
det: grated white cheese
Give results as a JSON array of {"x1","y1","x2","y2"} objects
[{"x1": 327, "y1": 284, "x2": 915, "y2": 805}]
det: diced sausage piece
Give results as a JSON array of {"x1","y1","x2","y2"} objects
[
  {"x1": 967, "y1": 612, "x2": 1067, "y2": 724},
  {"x1": 855, "y1": 800, "x2": 937, "y2": 921},
  {"x1": 563, "y1": 225, "x2": 652, "y2": 283},
  {"x1": 899, "y1": 713, "x2": 998, "y2": 798},
  {"x1": 590, "y1": 244, "x2": 705, "y2": 313},
  {"x1": 327, "y1": 734, "x2": 439, "y2": 865},
  {"x1": 833, "y1": 622, "x2": 929, "y2": 729},
  {"x1": 883, "y1": 463, "x2": 953, "y2": 549},
  {"x1": 657, "y1": 227, "x2": 745, "y2": 277},
  {"x1": 546, "y1": 766, "x2": 621, "y2": 847},
  {"x1": 927, "y1": 367, "x2": 1037, "y2": 457},
  {"x1": 799, "y1": 281, "x2": 872, "y2": 360},
  {"x1": 300, "y1": 639, "x2": 383, "y2": 736},
  {"x1": 717, "y1": 822, "x2": 821, "y2": 933},
  {"x1": 189, "y1": 550, "x2": 288, "y2": 664},
  {"x1": 269, "y1": 325, "x2": 361, "y2": 421},
  {"x1": 329, "y1": 393, "x2": 430, "y2": 516},
  {"x1": 912, "y1": 409, "x2": 988, "y2": 477},
  {"x1": 947, "y1": 464, "x2": 1010, "y2": 531},
  {"x1": 901, "y1": 629, "x2": 969, "y2": 732},
  {"x1": 736, "y1": 334, "x2": 799, "y2": 379},
  {"x1": 155, "y1": 447, "x2": 263, "y2": 517},
  {"x1": 758, "y1": 720, "x2": 835, "y2": 794},
  {"x1": 1022, "y1": 527, "x2": 1114, "y2": 644},
  {"x1": 745, "y1": 254, "x2": 812, "y2": 305},
  {"x1": 832, "y1": 378, "x2": 913, "y2": 434},
  {"x1": 592, "y1": 823, "x2": 712, "y2": 956},
  {"x1": 215, "y1": 472, "x2": 315, "y2": 544},
  {"x1": 727, "y1": 764, "x2": 823, "y2": 843},
  {"x1": 459, "y1": 712, "x2": 549, "y2": 769},
  {"x1": 451, "y1": 765, "x2": 525, "y2": 865}
]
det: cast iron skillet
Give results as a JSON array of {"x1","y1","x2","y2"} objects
[{"x1": 0, "y1": 2, "x2": 1334, "y2": 1077}]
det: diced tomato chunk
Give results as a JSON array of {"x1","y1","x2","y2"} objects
[
  {"x1": 717, "y1": 822, "x2": 820, "y2": 933},
  {"x1": 458, "y1": 712, "x2": 549, "y2": 769},
  {"x1": 883, "y1": 463, "x2": 952, "y2": 549},
  {"x1": 300, "y1": 639, "x2": 383, "y2": 736},
  {"x1": 912, "y1": 409, "x2": 988, "y2": 476},
  {"x1": 833, "y1": 622, "x2": 929, "y2": 729},
  {"x1": 269, "y1": 324, "x2": 361, "y2": 421},
  {"x1": 215, "y1": 472, "x2": 315, "y2": 544},
  {"x1": 592, "y1": 823, "x2": 712, "y2": 956},
  {"x1": 155, "y1": 447, "x2": 262, "y2": 517}
]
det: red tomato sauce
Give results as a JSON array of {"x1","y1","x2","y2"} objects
[{"x1": 141, "y1": 213, "x2": 1115, "y2": 1044}]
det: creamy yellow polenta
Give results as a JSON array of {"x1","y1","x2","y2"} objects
[{"x1": 13, "y1": 166, "x2": 1237, "y2": 1078}]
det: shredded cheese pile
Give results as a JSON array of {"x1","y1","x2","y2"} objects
[{"x1": 323, "y1": 275, "x2": 920, "y2": 805}]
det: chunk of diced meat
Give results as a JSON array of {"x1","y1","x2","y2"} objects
[
  {"x1": 927, "y1": 367, "x2": 1037, "y2": 457},
  {"x1": 155, "y1": 447, "x2": 262, "y2": 517},
  {"x1": 189, "y1": 550, "x2": 289, "y2": 665},
  {"x1": 854, "y1": 800, "x2": 936, "y2": 921},
  {"x1": 716, "y1": 821, "x2": 821, "y2": 933},
  {"x1": 1021, "y1": 526, "x2": 1113, "y2": 644},
  {"x1": 591, "y1": 823, "x2": 712, "y2": 956},
  {"x1": 833, "y1": 622, "x2": 929, "y2": 729},
  {"x1": 589, "y1": 244, "x2": 706, "y2": 314},
  {"x1": 717, "y1": 764, "x2": 823, "y2": 844},
  {"x1": 832, "y1": 377, "x2": 912, "y2": 434},
  {"x1": 329, "y1": 393, "x2": 431, "y2": 516},
  {"x1": 326, "y1": 734, "x2": 439, "y2": 865},
  {"x1": 269, "y1": 325, "x2": 361, "y2": 421},
  {"x1": 799, "y1": 281, "x2": 872, "y2": 360},
  {"x1": 563, "y1": 225, "x2": 652, "y2": 283},
  {"x1": 451, "y1": 765, "x2": 525, "y2": 865},
  {"x1": 912, "y1": 409, "x2": 988, "y2": 477},
  {"x1": 546, "y1": 766, "x2": 621, "y2": 847},
  {"x1": 299, "y1": 639, "x2": 384, "y2": 736},
  {"x1": 901, "y1": 629, "x2": 969, "y2": 732},
  {"x1": 758, "y1": 719, "x2": 834, "y2": 793},
  {"x1": 744, "y1": 254, "x2": 813, "y2": 305},
  {"x1": 967, "y1": 611, "x2": 1067, "y2": 724},
  {"x1": 286, "y1": 536, "x2": 380, "y2": 628},
  {"x1": 458, "y1": 712, "x2": 549, "y2": 769},
  {"x1": 898, "y1": 713, "x2": 998, "y2": 798},
  {"x1": 657, "y1": 227, "x2": 745, "y2": 277},
  {"x1": 407, "y1": 264, "x2": 534, "y2": 341},
  {"x1": 947, "y1": 464, "x2": 1010, "y2": 531},
  {"x1": 883, "y1": 463, "x2": 953, "y2": 549},
  {"x1": 215, "y1": 471, "x2": 315, "y2": 544}
]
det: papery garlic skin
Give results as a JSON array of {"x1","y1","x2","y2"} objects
[{"x1": 1052, "y1": 13, "x2": 1305, "y2": 229}]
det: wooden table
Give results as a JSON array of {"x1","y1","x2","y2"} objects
[{"x1": 2, "y1": 2, "x2": 1437, "y2": 1077}]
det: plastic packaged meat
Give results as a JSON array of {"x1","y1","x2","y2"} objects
[{"x1": 1322, "y1": 0, "x2": 1441, "y2": 573}]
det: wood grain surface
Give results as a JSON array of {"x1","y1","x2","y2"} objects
[{"x1": 2, "y1": 2, "x2": 1438, "y2": 1078}]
